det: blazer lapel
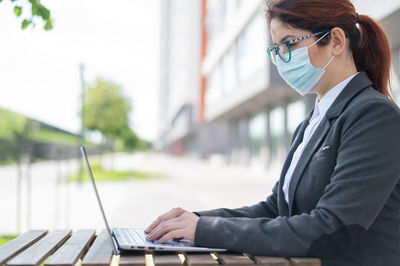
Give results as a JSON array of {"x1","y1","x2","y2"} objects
[
  {"x1": 277, "y1": 111, "x2": 312, "y2": 216},
  {"x1": 288, "y1": 117, "x2": 331, "y2": 215}
]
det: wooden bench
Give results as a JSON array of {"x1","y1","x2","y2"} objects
[{"x1": 0, "y1": 230, "x2": 321, "y2": 266}]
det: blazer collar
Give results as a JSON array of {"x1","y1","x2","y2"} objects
[{"x1": 325, "y1": 71, "x2": 373, "y2": 120}]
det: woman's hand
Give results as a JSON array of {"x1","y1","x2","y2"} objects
[{"x1": 145, "y1": 207, "x2": 199, "y2": 243}]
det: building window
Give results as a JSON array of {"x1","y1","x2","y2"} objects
[
  {"x1": 249, "y1": 112, "x2": 267, "y2": 158},
  {"x1": 206, "y1": 1, "x2": 225, "y2": 53},
  {"x1": 269, "y1": 107, "x2": 285, "y2": 162},
  {"x1": 223, "y1": 0, "x2": 239, "y2": 26},
  {"x1": 237, "y1": 11, "x2": 268, "y2": 83},
  {"x1": 287, "y1": 101, "x2": 306, "y2": 143},
  {"x1": 205, "y1": 63, "x2": 223, "y2": 107},
  {"x1": 222, "y1": 45, "x2": 238, "y2": 93}
]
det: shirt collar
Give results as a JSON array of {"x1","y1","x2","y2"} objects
[{"x1": 312, "y1": 72, "x2": 359, "y2": 119}]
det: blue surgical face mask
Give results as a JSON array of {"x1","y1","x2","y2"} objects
[{"x1": 276, "y1": 31, "x2": 335, "y2": 96}]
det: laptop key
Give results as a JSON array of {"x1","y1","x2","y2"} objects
[{"x1": 128, "y1": 230, "x2": 146, "y2": 245}]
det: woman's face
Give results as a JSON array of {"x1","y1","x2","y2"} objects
[{"x1": 269, "y1": 18, "x2": 333, "y2": 95}]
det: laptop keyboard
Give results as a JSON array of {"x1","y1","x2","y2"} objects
[{"x1": 115, "y1": 228, "x2": 186, "y2": 247}]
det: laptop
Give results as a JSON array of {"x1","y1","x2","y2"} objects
[{"x1": 80, "y1": 146, "x2": 227, "y2": 254}]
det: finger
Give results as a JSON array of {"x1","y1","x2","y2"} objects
[
  {"x1": 158, "y1": 229, "x2": 185, "y2": 244},
  {"x1": 145, "y1": 209, "x2": 176, "y2": 233},
  {"x1": 145, "y1": 208, "x2": 185, "y2": 233},
  {"x1": 146, "y1": 219, "x2": 179, "y2": 241},
  {"x1": 146, "y1": 219, "x2": 182, "y2": 242},
  {"x1": 145, "y1": 216, "x2": 163, "y2": 234}
]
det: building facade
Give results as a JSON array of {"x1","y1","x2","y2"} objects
[{"x1": 158, "y1": 0, "x2": 400, "y2": 170}]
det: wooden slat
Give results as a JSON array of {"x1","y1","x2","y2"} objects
[
  {"x1": 184, "y1": 253, "x2": 219, "y2": 266},
  {"x1": 81, "y1": 230, "x2": 114, "y2": 266},
  {"x1": 253, "y1": 256, "x2": 290, "y2": 266},
  {"x1": 216, "y1": 253, "x2": 255, "y2": 265},
  {"x1": 118, "y1": 251, "x2": 146, "y2": 266},
  {"x1": 45, "y1": 229, "x2": 96, "y2": 266},
  {"x1": 6, "y1": 230, "x2": 71, "y2": 266},
  {"x1": 152, "y1": 251, "x2": 182, "y2": 266},
  {"x1": 0, "y1": 230, "x2": 48, "y2": 265},
  {"x1": 290, "y1": 258, "x2": 321, "y2": 266}
]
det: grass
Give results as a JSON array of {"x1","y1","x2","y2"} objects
[
  {"x1": 68, "y1": 160, "x2": 166, "y2": 182},
  {"x1": 0, "y1": 235, "x2": 17, "y2": 246}
]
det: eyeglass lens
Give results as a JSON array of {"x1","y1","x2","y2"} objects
[{"x1": 268, "y1": 42, "x2": 290, "y2": 65}]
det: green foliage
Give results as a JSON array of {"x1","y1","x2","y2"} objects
[
  {"x1": 30, "y1": 129, "x2": 94, "y2": 146},
  {"x1": 0, "y1": 108, "x2": 86, "y2": 146},
  {"x1": 0, "y1": 107, "x2": 95, "y2": 163},
  {"x1": 0, "y1": 235, "x2": 17, "y2": 246},
  {"x1": 21, "y1": 18, "x2": 31, "y2": 29},
  {"x1": 5, "y1": 0, "x2": 53, "y2": 30},
  {"x1": 68, "y1": 160, "x2": 166, "y2": 182},
  {"x1": 13, "y1": 5, "x2": 21, "y2": 16},
  {"x1": 120, "y1": 127, "x2": 141, "y2": 151},
  {"x1": 83, "y1": 78, "x2": 135, "y2": 148},
  {"x1": 0, "y1": 108, "x2": 29, "y2": 140}
]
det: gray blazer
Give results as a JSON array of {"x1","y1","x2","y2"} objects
[{"x1": 194, "y1": 72, "x2": 400, "y2": 266}]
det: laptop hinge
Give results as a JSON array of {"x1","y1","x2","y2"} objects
[{"x1": 112, "y1": 233, "x2": 121, "y2": 255}]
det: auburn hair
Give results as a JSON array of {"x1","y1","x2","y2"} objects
[{"x1": 266, "y1": 0, "x2": 392, "y2": 99}]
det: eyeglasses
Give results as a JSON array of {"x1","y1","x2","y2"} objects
[{"x1": 267, "y1": 30, "x2": 330, "y2": 65}]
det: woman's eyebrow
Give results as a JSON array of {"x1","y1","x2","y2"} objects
[{"x1": 274, "y1": 34, "x2": 296, "y2": 45}]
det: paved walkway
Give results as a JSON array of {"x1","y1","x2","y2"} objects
[{"x1": 0, "y1": 152, "x2": 282, "y2": 235}]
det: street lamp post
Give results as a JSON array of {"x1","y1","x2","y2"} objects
[{"x1": 78, "y1": 63, "x2": 85, "y2": 183}]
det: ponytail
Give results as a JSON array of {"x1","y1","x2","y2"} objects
[
  {"x1": 266, "y1": 0, "x2": 393, "y2": 99},
  {"x1": 355, "y1": 14, "x2": 392, "y2": 99}
]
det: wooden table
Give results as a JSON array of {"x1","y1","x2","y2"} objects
[{"x1": 0, "y1": 230, "x2": 321, "y2": 266}]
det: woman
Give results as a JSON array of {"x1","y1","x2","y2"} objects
[{"x1": 145, "y1": 0, "x2": 400, "y2": 264}]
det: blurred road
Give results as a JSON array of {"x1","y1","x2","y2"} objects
[{"x1": 0, "y1": 152, "x2": 281, "y2": 235}]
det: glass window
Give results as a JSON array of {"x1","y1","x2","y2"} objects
[
  {"x1": 269, "y1": 107, "x2": 285, "y2": 161},
  {"x1": 205, "y1": 63, "x2": 223, "y2": 107},
  {"x1": 287, "y1": 101, "x2": 306, "y2": 143},
  {"x1": 224, "y1": 0, "x2": 238, "y2": 25},
  {"x1": 222, "y1": 45, "x2": 238, "y2": 93},
  {"x1": 206, "y1": 1, "x2": 225, "y2": 52},
  {"x1": 237, "y1": 11, "x2": 268, "y2": 82},
  {"x1": 249, "y1": 113, "x2": 267, "y2": 157}
]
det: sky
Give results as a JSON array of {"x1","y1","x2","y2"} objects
[{"x1": 0, "y1": 0, "x2": 160, "y2": 141}]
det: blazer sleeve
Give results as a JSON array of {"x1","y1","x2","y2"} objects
[
  {"x1": 194, "y1": 100, "x2": 400, "y2": 257},
  {"x1": 194, "y1": 181, "x2": 279, "y2": 218}
]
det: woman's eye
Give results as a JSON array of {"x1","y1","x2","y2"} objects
[{"x1": 289, "y1": 43, "x2": 297, "y2": 48}]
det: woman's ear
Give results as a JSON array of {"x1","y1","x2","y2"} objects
[{"x1": 329, "y1": 27, "x2": 347, "y2": 56}]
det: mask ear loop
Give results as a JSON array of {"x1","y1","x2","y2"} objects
[
  {"x1": 308, "y1": 30, "x2": 335, "y2": 70},
  {"x1": 308, "y1": 31, "x2": 330, "y2": 48},
  {"x1": 322, "y1": 55, "x2": 335, "y2": 70}
]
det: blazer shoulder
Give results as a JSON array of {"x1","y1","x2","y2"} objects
[{"x1": 346, "y1": 86, "x2": 400, "y2": 115}]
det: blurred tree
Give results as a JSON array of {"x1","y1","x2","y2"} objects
[
  {"x1": 3, "y1": 0, "x2": 53, "y2": 30},
  {"x1": 120, "y1": 126, "x2": 141, "y2": 151},
  {"x1": 0, "y1": 108, "x2": 29, "y2": 140},
  {"x1": 83, "y1": 78, "x2": 133, "y2": 149}
]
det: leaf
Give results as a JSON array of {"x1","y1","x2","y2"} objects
[
  {"x1": 35, "y1": 4, "x2": 50, "y2": 20},
  {"x1": 44, "y1": 18, "x2": 53, "y2": 30},
  {"x1": 30, "y1": 0, "x2": 37, "y2": 15},
  {"x1": 14, "y1": 6, "x2": 22, "y2": 17},
  {"x1": 21, "y1": 19, "x2": 32, "y2": 30}
]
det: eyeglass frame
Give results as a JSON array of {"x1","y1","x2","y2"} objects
[{"x1": 267, "y1": 30, "x2": 331, "y2": 65}]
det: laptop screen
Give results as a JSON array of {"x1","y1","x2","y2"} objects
[{"x1": 80, "y1": 146, "x2": 119, "y2": 255}]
